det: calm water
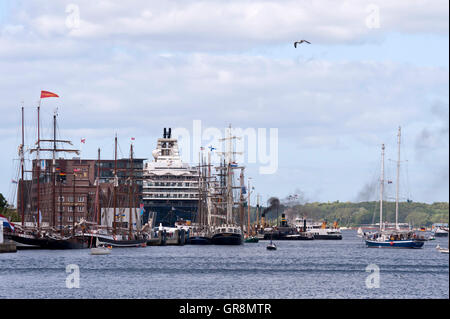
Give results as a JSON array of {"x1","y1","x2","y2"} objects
[{"x1": 0, "y1": 230, "x2": 448, "y2": 299}]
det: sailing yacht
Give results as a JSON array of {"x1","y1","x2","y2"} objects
[{"x1": 365, "y1": 128, "x2": 424, "y2": 249}]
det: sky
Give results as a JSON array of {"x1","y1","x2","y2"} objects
[{"x1": 0, "y1": 0, "x2": 448, "y2": 206}]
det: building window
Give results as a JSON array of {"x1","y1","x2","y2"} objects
[
  {"x1": 68, "y1": 216, "x2": 73, "y2": 221},
  {"x1": 68, "y1": 207, "x2": 73, "y2": 212},
  {"x1": 58, "y1": 196, "x2": 64, "y2": 202},
  {"x1": 78, "y1": 196, "x2": 84, "y2": 202},
  {"x1": 78, "y1": 206, "x2": 84, "y2": 212}
]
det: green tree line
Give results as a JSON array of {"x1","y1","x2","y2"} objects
[{"x1": 254, "y1": 201, "x2": 448, "y2": 228}]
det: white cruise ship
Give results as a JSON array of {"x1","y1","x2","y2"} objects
[{"x1": 142, "y1": 128, "x2": 200, "y2": 226}]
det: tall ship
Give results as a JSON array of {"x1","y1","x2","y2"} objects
[
  {"x1": 142, "y1": 128, "x2": 199, "y2": 227},
  {"x1": 365, "y1": 128, "x2": 424, "y2": 249},
  {"x1": 6, "y1": 92, "x2": 147, "y2": 249},
  {"x1": 209, "y1": 125, "x2": 244, "y2": 245}
]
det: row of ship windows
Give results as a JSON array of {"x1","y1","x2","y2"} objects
[
  {"x1": 144, "y1": 182, "x2": 198, "y2": 187},
  {"x1": 145, "y1": 194, "x2": 198, "y2": 198}
]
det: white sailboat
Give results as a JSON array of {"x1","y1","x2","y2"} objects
[
  {"x1": 365, "y1": 128, "x2": 424, "y2": 249},
  {"x1": 90, "y1": 238, "x2": 112, "y2": 255}
]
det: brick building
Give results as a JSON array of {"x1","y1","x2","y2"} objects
[{"x1": 20, "y1": 157, "x2": 144, "y2": 229}]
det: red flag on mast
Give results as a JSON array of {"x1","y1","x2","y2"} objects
[{"x1": 40, "y1": 91, "x2": 59, "y2": 98}]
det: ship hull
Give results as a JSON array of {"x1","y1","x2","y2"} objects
[
  {"x1": 144, "y1": 201, "x2": 197, "y2": 227},
  {"x1": 313, "y1": 234, "x2": 342, "y2": 240},
  {"x1": 211, "y1": 233, "x2": 243, "y2": 245},
  {"x1": 434, "y1": 232, "x2": 448, "y2": 237},
  {"x1": 263, "y1": 232, "x2": 314, "y2": 240},
  {"x1": 96, "y1": 236, "x2": 147, "y2": 248},
  {"x1": 365, "y1": 239, "x2": 424, "y2": 248},
  {"x1": 7, "y1": 234, "x2": 89, "y2": 249},
  {"x1": 187, "y1": 236, "x2": 212, "y2": 245}
]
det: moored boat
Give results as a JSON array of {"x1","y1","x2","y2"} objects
[{"x1": 211, "y1": 225, "x2": 243, "y2": 245}]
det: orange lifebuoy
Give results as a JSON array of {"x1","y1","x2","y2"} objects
[{"x1": 390, "y1": 241, "x2": 394, "y2": 246}]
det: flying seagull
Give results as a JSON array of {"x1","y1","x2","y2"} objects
[{"x1": 294, "y1": 40, "x2": 311, "y2": 48}]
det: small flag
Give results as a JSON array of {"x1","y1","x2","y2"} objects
[
  {"x1": 73, "y1": 168, "x2": 81, "y2": 172},
  {"x1": 80, "y1": 138, "x2": 86, "y2": 144},
  {"x1": 387, "y1": 180, "x2": 392, "y2": 184},
  {"x1": 11, "y1": 179, "x2": 18, "y2": 184},
  {"x1": 208, "y1": 146, "x2": 216, "y2": 151},
  {"x1": 200, "y1": 147, "x2": 205, "y2": 151},
  {"x1": 131, "y1": 137, "x2": 135, "y2": 141},
  {"x1": 230, "y1": 162, "x2": 238, "y2": 167},
  {"x1": 40, "y1": 91, "x2": 59, "y2": 99},
  {"x1": 0, "y1": 214, "x2": 15, "y2": 232}
]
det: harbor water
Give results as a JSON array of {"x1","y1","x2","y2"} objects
[{"x1": 0, "y1": 230, "x2": 448, "y2": 299}]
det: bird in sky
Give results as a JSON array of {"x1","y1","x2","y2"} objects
[{"x1": 294, "y1": 40, "x2": 311, "y2": 48}]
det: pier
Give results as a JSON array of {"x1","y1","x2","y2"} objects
[{"x1": 0, "y1": 224, "x2": 17, "y2": 253}]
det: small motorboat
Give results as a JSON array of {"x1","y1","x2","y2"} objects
[
  {"x1": 90, "y1": 245, "x2": 112, "y2": 255},
  {"x1": 90, "y1": 238, "x2": 112, "y2": 255},
  {"x1": 436, "y1": 244, "x2": 449, "y2": 254},
  {"x1": 266, "y1": 242, "x2": 277, "y2": 250},
  {"x1": 245, "y1": 236, "x2": 259, "y2": 243}
]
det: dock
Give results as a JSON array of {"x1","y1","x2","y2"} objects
[{"x1": 0, "y1": 241, "x2": 17, "y2": 253}]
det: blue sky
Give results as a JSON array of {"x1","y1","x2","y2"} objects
[{"x1": 0, "y1": 0, "x2": 448, "y2": 206}]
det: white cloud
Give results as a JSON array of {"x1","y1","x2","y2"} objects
[{"x1": 0, "y1": 0, "x2": 448, "y2": 203}]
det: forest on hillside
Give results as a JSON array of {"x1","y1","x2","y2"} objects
[
  {"x1": 2, "y1": 192, "x2": 448, "y2": 227},
  {"x1": 260, "y1": 201, "x2": 449, "y2": 227}
]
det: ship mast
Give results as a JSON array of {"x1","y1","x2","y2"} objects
[
  {"x1": 239, "y1": 168, "x2": 245, "y2": 233},
  {"x1": 36, "y1": 103, "x2": 41, "y2": 229},
  {"x1": 20, "y1": 105, "x2": 25, "y2": 227},
  {"x1": 218, "y1": 125, "x2": 242, "y2": 224},
  {"x1": 128, "y1": 143, "x2": 133, "y2": 238},
  {"x1": 395, "y1": 126, "x2": 401, "y2": 231},
  {"x1": 113, "y1": 134, "x2": 118, "y2": 235},
  {"x1": 72, "y1": 171, "x2": 76, "y2": 236},
  {"x1": 247, "y1": 178, "x2": 251, "y2": 237},
  {"x1": 96, "y1": 148, "x2": 101, "y2": 226},
  {"x1": 52, "y1": 112, "x2": 57, "y2": 228},
  {"x1": 380, "y1": 144, "x2": 385, "y2": 232}
]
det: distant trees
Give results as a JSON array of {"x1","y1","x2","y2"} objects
[
  {"x1": 0, "y1": 193, "x2": 7, "y2": 211},
  {"x1": 255, "y1": 200, "x2": 449, "y2": 227},
  {"x1": 0, "y1": 193, "x2": 19, "y2": 222}
]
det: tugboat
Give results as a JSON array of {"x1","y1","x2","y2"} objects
[
  {"x1": 264, "y1": 214, "x2": 314, "y2": 240},
  {"x1": 211, "y1": 225, "x2": 243, "y2": 245}
]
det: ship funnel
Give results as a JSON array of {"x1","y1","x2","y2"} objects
[
  {"x1": 281, "y1": 213, "x2": 287, "y2": 227},
  {"x1": 163, "y1": 128, "x2": 167, "y2": 138},
  {"x1": 168, "y1": 128, "x2": 172, "y2": 138}
]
